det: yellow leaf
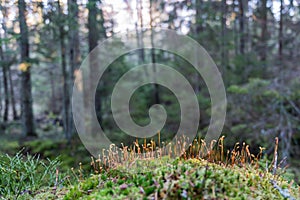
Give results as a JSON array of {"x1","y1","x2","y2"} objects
[
  {"x1": 231, "y1": 12, "x2": 236, "y2": 21},
  {"x1": 18, "y1": 62, "x2": 30, "y2": 72}
]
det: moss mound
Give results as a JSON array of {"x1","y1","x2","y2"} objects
[{"x1": 63, "y1": 158, "x2": 299, "y2": 200}]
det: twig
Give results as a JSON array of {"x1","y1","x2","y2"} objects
[
  {"x1": 54, "y1": 168, "x2": 59, "y2": 187},
  {"x1": 270, "y1": 180, "x2": 296, "y2": 200},
  {"x1": 278, "y1": 156, "x2": 287, "y2": 168},
  {"x1": 273, "y1": 137, "x2": 279, "y2": 176},
  {"x1": 287, "y1": 99, "x2": 300, "y2": 116}
]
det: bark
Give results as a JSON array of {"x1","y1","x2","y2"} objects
[
  {"x1": 0, "y1": 37, "x2": 9, "y2": 122},
  {"x1": 193, "y1": 0, "x2": 204, "y2": 93},
  {"x1": 0, "y1": 0, "x2": 3, "y2": 120},
  {"x1": 18, "y1": 0, "x2": 36, "y2": 136},
  {"x1": 88, "y1": 0, "x2": 100, "y2": 51},
  {"x1": 246, "y1": 2, "x2": 251, "y2": 53},
  {"x1": 233, "y1": 0, "x2": 238, "y2": 56},
  {"x1": 88, "y1": 0, "x2": 102, "y2": 133},
  {"x1": 58, "y1": 0, "x2": 71, "y2": 141},
  {"x1": 149, "y1": 1, "x2": 160, "y2": 105},
  {"x1": 0, "y1": 69, "x2": 2, "y2": 120},
  {"x1": 195, "y1": 0, "x2": 203, "y2": 35},
  {"x1": 260, "y1": 0, "x2": 268, "y2": 62},
  {"x1": 278, "y1": 0, "x2": 283, "y2": 59},
  {"x1": 0, "y1": 2, "x2": 9, "y2": 121},
  {"x1": 1, "y1": 5, "x2": 18, "y2": 120},
  {"x1": 136, "y1": 0, "x2": 145, "y2": 64},
  {"x1": 221, "y1": 0, "x2": 228, "y2": 73},
  {"x1": 8, "y1": 66, "x2": 17, "y2": 120},
  {"x1": 238, "y1": 0, "x2": 245, "y2": 54},
  {"x1": 67, "y1": 0, "x2": 80, "y2": 140},
  {"x1": 49, "y1": 71, "x2": 56, "y2": 113}
]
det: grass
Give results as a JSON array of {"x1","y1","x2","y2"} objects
[
  {"x1": 0, "y1": 135, "x2": 299, "y2": 199},
  {"x1": 0, "y1": 151, "x2": 63, "y2": 199}
]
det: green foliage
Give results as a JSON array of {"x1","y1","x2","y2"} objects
[
  {"x1": 0, "y1": 138, "x2": 19, "y2": 154},
  {"x1": 229, "y1": 54, "x2": 265, "y2": 84},
  {"x1": 226, "y1": 76, "x2": 300, "y2": 153},
  {"x1": 290, "y1": 79, "x2": 300, "y2": 101},
  {"x1": 0, "y1": 34, "x2": 20, "y2": 45},
  {"x1": 228, "y1": 85, "x2": 248, "y2": 94},
  {"x1": 0, "y1": 151, "x2": 61, "y2": 199},
  {"x1": 22, "y1": 138, "x2": 92, "y2": 172},
  {"x1": 24, "y1": 140, "x2": 59, "y2": 155}
]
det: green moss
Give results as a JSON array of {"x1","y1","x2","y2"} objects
[
  {"x1": 2, "y1": 136, "x2": 299, "y2": 199},
  {"x1": 228, "y1": 85, "x2": 249, "y2": 94},
  {"x1": 62, "y1": 158, "x2": 299, "y2": 200},
  {"x1": 64, "y1": 186, "x2": 83, "y2": 200},
  {"x1": 0, "y1": 140, "x2": 19, "y2": 153},
  {"x1": 80, "y1": 175, "x2": 99, "y2": 191},
  {"x1": 24, "y1": 139, "x2": 60, "y2": 154}
]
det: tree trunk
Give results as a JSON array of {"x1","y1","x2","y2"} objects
[
  {"x1": 221, "y1": 0, "x2": 228, "y2": 79},
  {"x1": 238, "y1": 0, "x2": 245, "y2": 54},
  {"x1": 233, "y1": 0, "x2": 238, "y2": 56},
  {"x1": 18, "y1": 0, "x2": 36, "y2": 136},
  {"x1": 136, "y1": 0, "x2": 145, "y2": 64},
  {"x1": 195, "y1": 0, "x2": 203, "y2": 36},
  {"x1": 49, "y1": 71, "x2": 56, "y2": 113},
  {"x1": 88, "y1": 0, "x2": 102, "y2": 133},
  {"x1": 193, "y1": 0, "x2": 204, "y2": 93},
  {"x1": 8, "y1": 66, "x2": 17, "y2": 120},
  {"x1": 0, "y1": 69, "x2": 2, "y2": 121},
  {"x1": 88, "y1": 0, "x2": 102, "y2": 50},
  {"x1": 0, "y1": 0, "x2": 3, "y2": 120},
  {"x1": 0, "y1": 37, "x2": 9, "y2": 122},
  {"x1": 1, "y1": 2, "x2": 17, "y2": 120},
  {"x1": 278, "y1": 0, "x2": 283, "y2": 59},
  {"x1": 0, "y1": 2, "x2": 9, "y2": 122},
  {"x1": 149, "y1": 1, "x2": 160, "y2": 105},
  {"x1": 68, "y1": 0, "x2": 80, "y2": 140},
  {"x1": 260, "y1": 0, "x2": 268, "y2": 62},
  {"x1": 58, "y1": 0, "x2": 71, "y2": 141}
]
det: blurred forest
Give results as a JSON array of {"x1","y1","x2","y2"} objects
[{"x1": 0, "y1": 0, "x2": 299, "y2": 182}]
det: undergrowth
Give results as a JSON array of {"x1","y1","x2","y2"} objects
[
  {"x1": 0, "y1": 151, "x2": 64, "y2": 199},
  {"x1": 1, "y1": 136, "x2": 299, "y2": 199},
  {"x1": 64, "y1": 136, "x2": 300, "y2": 199}
]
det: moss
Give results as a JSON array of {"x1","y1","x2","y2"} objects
[
  {"x1": 0, "y1": 140, "x2": 19, "y2": 153},
  {"x1": 80, "y1": 175, "x2": 99, "y2": 191},
  {"x1": 63, "y1": 186, "x2": 83, "y2": 200},
  {"x1": 24, "y1": 139, "x2": 60, "y2": 154},
  {"x1": 2, "y1": 136, "x2": 299, "y2": 199},
  {"x1": 228, "y1": 85, "x2": 249, "y2": 94},
  {"x1": 62, "y1": 158, "x2": 299, "y2": 200}
]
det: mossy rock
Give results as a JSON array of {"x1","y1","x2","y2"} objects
[{"x1": 62, "y1": 158, "x2": 300, "y2": 200}]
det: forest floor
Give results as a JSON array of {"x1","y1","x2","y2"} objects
[
  {"x1": 0, "y1": 132, "x2": 300, "y2": 199},
  {"x1": 32, "y1": 157, "x2": 300, "y2": 200}
]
